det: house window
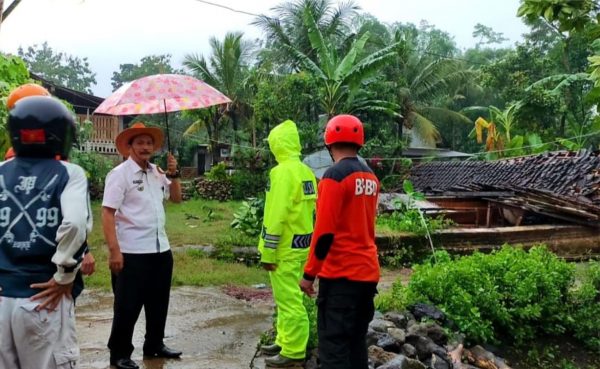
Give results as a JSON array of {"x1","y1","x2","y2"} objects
[{"x1": 220, "y1": 148, "x2": 230, "y2": 158}]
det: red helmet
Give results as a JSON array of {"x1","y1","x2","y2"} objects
[
  {"x1": 7, "y1": 83, "x2": 50, "y2": 110},
  {"x1": 324, "y1": 114, "x2": 364, "y2": 147}
]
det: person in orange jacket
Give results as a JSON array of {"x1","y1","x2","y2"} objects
[{"x1": 300, "y1": 114, "x2": 380, "y2": 369}]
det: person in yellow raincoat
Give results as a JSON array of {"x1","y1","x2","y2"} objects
[{"x1": 258, "y1": 119, "x2": 317, "y2": 368}]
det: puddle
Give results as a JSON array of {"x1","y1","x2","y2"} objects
[{"x1": 76, "y1": 286, "x2": 273, "y2": 369}]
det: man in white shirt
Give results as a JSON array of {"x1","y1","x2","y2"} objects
[{"x1": 102, "y1": 122, "x2": 182, "y2": 369}]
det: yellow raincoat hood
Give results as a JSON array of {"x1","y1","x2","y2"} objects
[{"x1": 268, "y1": 120, "x2": 301, "y2": 163}]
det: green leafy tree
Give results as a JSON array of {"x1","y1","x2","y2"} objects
[
  {"x1": 111, "y1": 54, "x2": 180, "y2": 91},
  {"x1": 517, "y1": 0, "x2": 599, "y2": 33},
  {"x1": 184, "y1": 32, "x2": 254, "y2": 144},
  {"x1": 287, "y1": 8, "x2": 404, "y2": 118},
  {"x1": 387, "y1": 24, "x2": 475, "y2": 147},
  {"x1": 253, "y1": 0, "x2": 359, "y2": 71},
  {"x1": 252, "y1": 72, "x2": 321, "y2": 149},
  {"x1": 518, "y1": 0, "x2": 600, "y2": 93},
  {"x1": 18, "y1": 42, "x2": 96, "y2": 93},
  {"x1": 472, "y1": 23, "x2": 509, "y2": 48},
  {"x1": 0, "y1": 54, "x2": 30, "y2": 154}
]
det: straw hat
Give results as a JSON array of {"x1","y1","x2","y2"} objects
[{"x1": 115, "y1": 122, "x2": 164, "y2": 157}]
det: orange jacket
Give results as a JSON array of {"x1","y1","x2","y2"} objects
[{"x1": 303, "y1": 157, "x2": 380, "y2": 283}]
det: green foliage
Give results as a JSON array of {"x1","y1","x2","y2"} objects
[
  {"x1": 517, "y1": 0, "x2": 598, "y2": 33},
  {"x1": 378, "y1": 246, "x2": 600, "y2": 350},
  {"x1": 380, "y1": 245, "x2": 417, "y2": 269},
  {"x1": 70, "y1": 149, "x2": 115, "y2": 200},
  {"x1": 472, "y1": 23, "x2": 508, "y2": 48},
  {"x1": 171, "y1": 248, "x2": 267, "y2": 287},
  {"x1": 231, "y1": 197, "x2": 265, "y2": 237},
  {"x1": 18, "y1": 42, "x2": 96, "y2": 93},
  {"x1": 230, "y1": 170, "x2": 268, "y2": 200},
  {"x1": 253, "y1": 72, "x2": 321, "y2": 148},
  {"x1": 231, "y1": 146, "x2": 270, "y2": 173},
  {"x1": 184, "y1": 32, "x2": 254, "y2": 141},
  {"x1": 377, "y1": 180, "x2": 452, "y2": 236},
  {"x1": 568, "y1": 261, "x2": 600, "y2": 351},
  {"x1": 253, "y1": 0, "x2": 359, "y2": 70},
  {"x1": 111, "y1": 54, "x2": 179, "y2": 90},
  {"x1": 360, "y1": 137, "x2": 406, "y2": 181},
  {"x1": 304, "y1": 294, "x2": 318, "y2": 349},
  {"x1": 0, "y1": 54, "x2": 31, "y2": 155},
  {"x1": 214, "y1": 229, "x2": 257, "y2": 249},
  {"x1": 288, "y1": 9, "x2": 404, "y2": 117},
  {"x1": 206, "y1": 162, "x2": 228, "y2": 181}
]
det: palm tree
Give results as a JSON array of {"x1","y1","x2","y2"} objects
[
  {"x1": 253, "y1": 0, "x2": 359, "y2": 71},
  {"x1": 183, "y1": 32, "x2": 254, "y2": 144},
  {"x1": 389, "y1": 26, "x2": 476, "y2": 147},
  {"x1": 287, "y1": 8, "x2": 404, "y2": 118}
]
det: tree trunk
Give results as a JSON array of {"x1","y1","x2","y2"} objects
[
  {"x1": 251, "y1": 119, "x2": 256, "y2": 148},
  {"x1": 560, "y1": 113, "x2": 567, "y2": 138},
  {"x1": 397, "y1": 117, "x2": 404, "y2": 144},
  {"x1": 230, "y1": 110, "x2": 239, "y2": 144},
  {"x1": 208, "y1": 113, "x2": 219, "y2": 162}
]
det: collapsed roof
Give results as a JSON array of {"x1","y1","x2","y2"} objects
[{"x1": 409, "y1": 150, "x2": 600, "y2": 227}]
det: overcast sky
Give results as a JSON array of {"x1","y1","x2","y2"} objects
[{"x1": 0, "y1": 0, "x2": 529, "y2": 97}]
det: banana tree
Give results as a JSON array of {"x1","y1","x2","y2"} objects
[
  {"x1": 285, "y1": 8, "x2": 404, "y2": 118},
  {"x1": 473, "y1": 103, "x2": 523, "y2": 158}
]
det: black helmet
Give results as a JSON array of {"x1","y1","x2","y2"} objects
[{"x1": 8, "y1": 96, "x2": 76, "y2": 159}]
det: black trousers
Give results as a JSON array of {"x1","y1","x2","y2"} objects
[
  {"x1": 108, "y1": 250, "x2": 173, "y2": 360},
  {"x1": 317, "y1": 278, "x2": 377, "y2": 369}
]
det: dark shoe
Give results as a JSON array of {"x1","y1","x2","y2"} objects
[
  {"x1": 143, "y1": 344, "x2": 182, "y2": 358},
  {"x1": 264, "y1": 354, "x2": 304, "y2": 368},
  {"x1": 261, "y1": 343, "x2": 282, "y2": 356},
  {"x1": 110, "y1": 358, "x2": 139, "y2": 369}
]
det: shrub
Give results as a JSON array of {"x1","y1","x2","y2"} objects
[
  {"x1": 377, "y1": 246, "x2": 578, "y2": 345},
  {"x1": 231, "y1": 197, "x2": 265, "y2": 237},
  {"x1": 70, "y1": 149, "x2": 114, "y2": 200},
  {"x1": 304, "y1": 294, "x2": 318, "y2": 349},
  {"x1": 206, "y1": 162, "x2": 228, "y2": 181},
  {"x1": 377, "y1": 180, "x2": 453, "y2": 236},
  {"x1": 568, "y1": 261, "x2": 600, "y2": 351},
  {"x1": 230, "y1": 170, "x2": 267, "y2": 200},
  {"x1": 231, "y1": 146, "x2": 269, "y2": 173}
]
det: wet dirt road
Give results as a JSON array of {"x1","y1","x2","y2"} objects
[{"x1": 76, "y1": 286, "x2": 273, "y2": 369}]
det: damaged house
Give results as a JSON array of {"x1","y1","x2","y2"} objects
[{"x1": 383, "y1": 150, "x2": 600, "y2": 259}]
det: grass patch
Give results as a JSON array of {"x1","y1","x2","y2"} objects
[
  {"x1": 84, "y1": 199, "x2": 266, "y2": 290},
  {"x1": 172, "y1": 248, "x2": 267, "y2": 286},
  {"x1": 88, "y1": 199, "x2": 244, "y2": 247}
]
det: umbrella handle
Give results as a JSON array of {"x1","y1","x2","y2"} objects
[{"x1": 164, "y1": 100, "x2": 171, "y2": 153}]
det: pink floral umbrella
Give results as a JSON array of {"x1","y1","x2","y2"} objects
[{"x1": 94, "y1": 73, "x2": 231, "y2": 151}]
